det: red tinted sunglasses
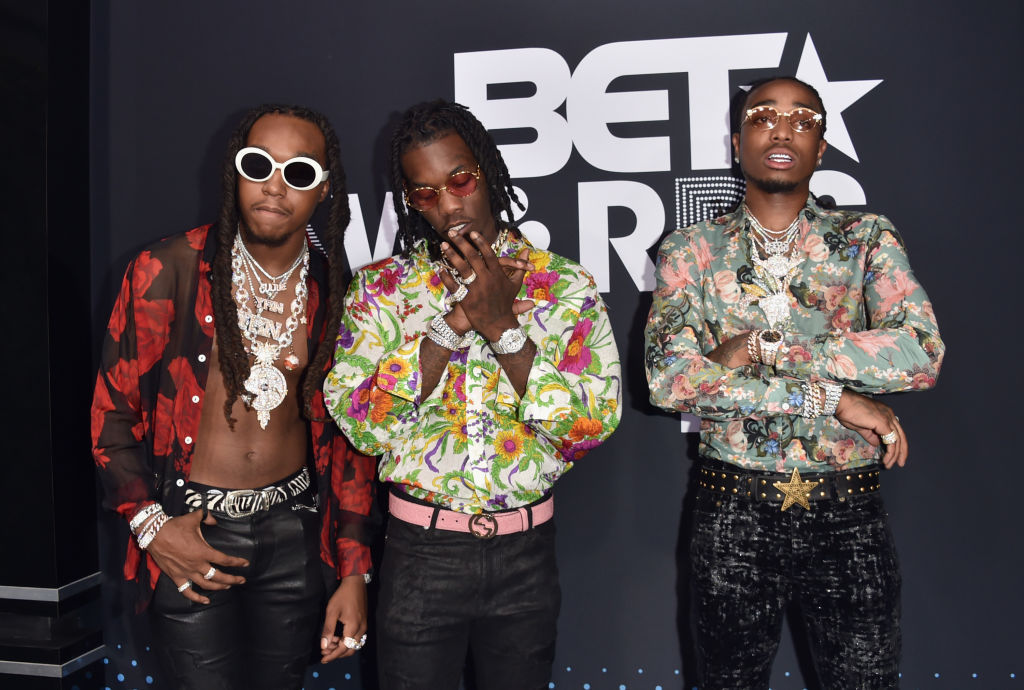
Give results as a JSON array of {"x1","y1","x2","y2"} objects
[{"x1": 403, "y1": 166, "x2": 481, "y2": 211}]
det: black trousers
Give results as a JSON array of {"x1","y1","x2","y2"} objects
[
  {"x1": 376, "y1": 516, "x2": 561, "y2": 690},
  {"x1": 691, "y1": 477, "x2": 901, "y2": 689},
  {"x1": 149, "y1": 497, "x2": 324, "y2": 690}
]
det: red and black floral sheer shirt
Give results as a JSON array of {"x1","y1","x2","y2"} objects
[{"x1": 91, "y1": 225, "x2": 374, "y2": 604}]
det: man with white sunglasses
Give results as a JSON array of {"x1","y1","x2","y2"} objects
[
  {"x1": 324, "y1": 100, "x2": 622, "y2": 690},
  {"x1": 645, "y1": 76, "x2": 944, "y2": 687},
  {"x1": 91, "y1": 104, "x2": 375, "y2": 688}
]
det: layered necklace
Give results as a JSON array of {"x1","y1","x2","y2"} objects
[
  {"x1": 231, "y1": 233, "x2": 309, "y2": 429},
  {"x1": 743, "y1": 203, "x2": 805, "y2": 329}
]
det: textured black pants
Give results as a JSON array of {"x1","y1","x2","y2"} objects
[
  {"x1": 376, "y1": 517, "x2": 561, "y2": 690},
  {"x1": 149, "y1": 496, "x2": 324, "y2": 690},
  {"x1": 691, "y1": 479, "x2": 901, "y2": 689}
]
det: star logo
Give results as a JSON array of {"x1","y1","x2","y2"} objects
[
  {"x1": 795, "y1": 34, "x2": 882, "y2": 163},
  {"x1": 773, "y1": 467, "x2": 818, "y2": 511}
]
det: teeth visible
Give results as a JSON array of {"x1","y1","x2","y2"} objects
[
  {"x1": 768, "y1": 154, "x2": 792, "y2": 161},
  {"x1": 450, "y1": 223, "x2": 467, "y2": 232}
]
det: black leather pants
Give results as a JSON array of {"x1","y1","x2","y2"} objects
[{"x1": 149, "y1": 495, "x2": 324, "y2": 690}]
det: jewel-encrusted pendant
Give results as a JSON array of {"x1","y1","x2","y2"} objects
[
  {"x1": 243, "y1": 342, "x2": 288, "y2": 429},
  {"x1": 244, "y1": 364, "x2": 287, "y2": 430},
  {"x1": 764, "y1": 255, "x2": 794, "y2": 279},
  {"x1": 759, "y1": 293, "x2": 790, "y2": 329},
  {"x1": 284, "y1": 353, "x2": 300, "y2": 370}
]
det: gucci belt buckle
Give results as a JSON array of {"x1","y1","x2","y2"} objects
[
  {"x1": 222, "y1": 489, "x2": 262, "y2": 517},
  {"x1": 468, "y1": 513, "x2": 498, "y2": 539}
]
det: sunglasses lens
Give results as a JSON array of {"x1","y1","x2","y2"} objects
[
  {"x1": 789, "y1": 109, "x2": 818, "y2": 132},
  {"x1": 445, "y1": 171, "x2": 478, "y2": 197},
  {"x1": 283, "y1": 160, "x2": 320, "y2": 189},
  {"x1": 407, "y1": 189, "x2": 439, "y2": 210},
  {"x1": 238, "y1": 150, "x2": 273, "y2": 181},
  {"x1": 747, "y1": 107, "x2": 778, "y2": 130}
]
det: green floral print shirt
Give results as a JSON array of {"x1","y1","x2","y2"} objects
[{"x1": 645, "y1": 195, "x2": 944, "y2": 472}]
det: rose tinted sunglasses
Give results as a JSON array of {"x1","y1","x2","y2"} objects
[{"x1": 403, "y1": 166, "x2": 481, "y2": 211}]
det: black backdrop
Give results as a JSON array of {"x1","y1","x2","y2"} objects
[{"x1": 89, "y1": 1, "x2": 1022, "y2": 688}]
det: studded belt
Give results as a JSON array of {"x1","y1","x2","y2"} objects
[
  {"x1": 388, "y1": 491, "x2": 553, "y2": 539},
  {"x1": 184, "y1": 467, "x2": 313, "y2": 518},
  {"x1": 697, "y1": 459, "x2": 881, "y2": 511}
]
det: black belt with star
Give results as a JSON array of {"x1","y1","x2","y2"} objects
[{"x1": 697, "y1": 458, "x2": 881, "y2": 511}]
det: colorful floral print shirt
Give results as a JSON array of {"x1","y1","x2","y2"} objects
[
  {"x1": 91, "y1": 226, "x2": 376, "y2": 604},
  {"x1": 644, "y1": 196, "x2": 944, "y2": 472},
  {"x1": 324, "y1": 235, "x2": 621, "y2": 514}
]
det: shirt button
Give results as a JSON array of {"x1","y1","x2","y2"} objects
[
  {"x1": 782, "y1": 403, "x2": 790, "y2": 410},
  {"x1": 191, "y1": 396, "x2": 200, "y2": 404},
  {"x1": 198, "y1": 354, "x2": 207, "y2": 362},
  {"x1": 204, "y1": 315, "x2": 213, "y2": 323},
  {"x1": 184, "y1": 436, "x2": 193, "y2": 445},
  {"x1": 175, "y1": 479, "x2": 185, "y2": 487}
]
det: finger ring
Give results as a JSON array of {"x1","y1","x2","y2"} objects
[
  {"x1": 461, "y1": 272, "x2": 477, "y2": 285},
  {"x1": 444, "y1": 284, "x2": 469, "y2": 309},
  {"x1": 881, "y1": 430, "x2": 898, "y2": 445},
  {"x1": 343, "y1": 633, "x2": 368, "y2": 650},
  {"x1": 177, "y1": 580, "x2": 193, "y2": 593},
  {"x1": 203, "y1": 567, "x2": 216, "y2": 580}
]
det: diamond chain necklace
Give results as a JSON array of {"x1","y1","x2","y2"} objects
[
  {"x1": 743, "y1": 204, "x2": 805, "y2": 330},
  {"x1": 231, "y1": 233, "x2": 308, "y2": 429}
]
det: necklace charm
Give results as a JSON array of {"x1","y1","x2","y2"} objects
[
  {"x1": 244, "y1": 367, "x2": 287, "y2": 429},
  {"x1": 255, "y1": 296, "x2": 285, "y2": 314}
]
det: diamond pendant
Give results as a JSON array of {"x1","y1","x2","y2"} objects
[
  {"x1": 244, "y1": 364, "x2": 287, "y2": 430},
  {"x1": 759, "y1": 293, "x2": 790, "y2": 328},
  {"x1": 763, "y1": 255, "x2": 793, "y2": 279}
]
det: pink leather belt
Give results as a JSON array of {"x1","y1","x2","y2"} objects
[{"x1": 388, "y1": 492, "x2": 554, "y2": 539}]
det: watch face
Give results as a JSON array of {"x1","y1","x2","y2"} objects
[
  {"x1": 495, "y1": 327, "x2": 527, "y2": 354},
  {"x1": 760, "y1": 330, "x2": 783, "y2": 343}
]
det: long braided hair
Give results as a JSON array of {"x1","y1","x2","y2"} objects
[
  {"x1": 210, "y1": 104, "x2": 350, "y2": 426},
  {"x1": 389, "y1": 99, "x2": 524, "y2": 261}
]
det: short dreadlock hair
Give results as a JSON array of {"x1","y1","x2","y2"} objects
[{"x1": 389, "y1": 99, "x2": 523, "y2": 261}]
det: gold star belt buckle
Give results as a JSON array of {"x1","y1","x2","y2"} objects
[{"x1": 772, "y1": 467, "x2": 818, "y2": 512}]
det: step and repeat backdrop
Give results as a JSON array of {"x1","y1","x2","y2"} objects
[{"x1": 89, "y1": 1, "x2": 1020, "y2": 688}]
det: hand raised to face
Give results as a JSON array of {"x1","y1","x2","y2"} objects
[{"x1": 437, "y1": 230, "x2": 533, "y2": 341}]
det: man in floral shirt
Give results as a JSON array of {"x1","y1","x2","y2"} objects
[
  {"x1": 645, "y1": 77, "x2": 943, "y2": 687},
  {"x1": 91, "y1": 105, "x2": 375, "y2": 688},
  {"x1": 324, "y1": 100, "x2": 621, "y2": 689}
]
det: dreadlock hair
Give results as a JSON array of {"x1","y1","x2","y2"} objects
[
  {"x1": 731, "y1": 75, "x2": 828, "y2": 139},
  {"x1": 389, "y1": 99, "x2": 524, "y2": 261},
  {"x1": 210, "y1": 103, "x2": 351, "y2": 427}
]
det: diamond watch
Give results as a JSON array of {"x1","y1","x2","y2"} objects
[
  {"x1": 489, "y1": 327, "x2": 528, "y2": 355},
  {"x1": 757, "y1": 329, "x2": 784, "y2": 367}
]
